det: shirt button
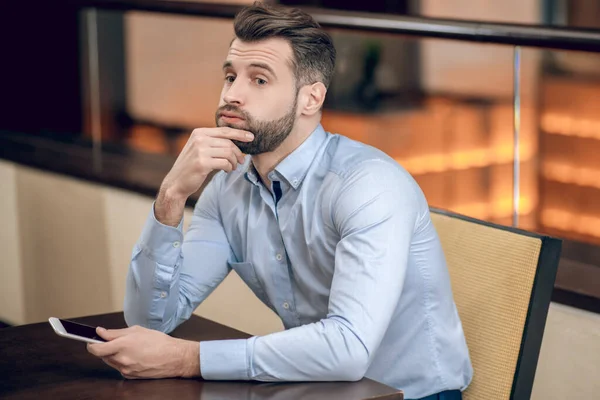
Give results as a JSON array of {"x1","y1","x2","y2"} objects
[
  {"x1": 160, "y1": 291, "x2": 167, "y2": 298},
  {"x1": 282, "y1": 302, "x2": 290, "y2": 310},
  {"x1": 172, "y1": 241, "x2": 180, "y2": 248},
  {"x1": 292, "y1": 179, "x2": 299, "y2": 186},
  {"x1": 276, "y1": 253, "x2": 283, "y2": 261}
]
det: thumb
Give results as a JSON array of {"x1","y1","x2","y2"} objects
[{"x1": 96, "y1": 326, "x2": 133, "y2": 341}]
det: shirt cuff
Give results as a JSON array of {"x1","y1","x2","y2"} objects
[
  {"x1": 138, "y1": 202, "x2": 184, "y2": 266},
  {"x1": 200, "y1": 338, "x2": 254, "y2": 380}
]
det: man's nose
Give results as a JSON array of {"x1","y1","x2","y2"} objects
[{"x1": 223, "y1": 80, "x2": 245, "y2": 106}]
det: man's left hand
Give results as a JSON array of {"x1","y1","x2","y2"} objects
[{"x1": 87, "y1": 325, "x2": 200, "y2": 379}]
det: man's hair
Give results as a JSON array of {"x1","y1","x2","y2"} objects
[{"x1": 233, "y1": 2, "x2": 336, "y2": 89}]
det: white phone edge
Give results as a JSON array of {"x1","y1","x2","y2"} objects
[{"x1": 48, "y1": 317, "x2": 104, "y2": 344}]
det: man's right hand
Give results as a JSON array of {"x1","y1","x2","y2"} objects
[{"x1": 155, "y1": 127, "x2": 254, "y2": 226}]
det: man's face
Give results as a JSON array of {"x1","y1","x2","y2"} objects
[{"x1": 215, "y1": 38, "x2": 299, "y2": 155}]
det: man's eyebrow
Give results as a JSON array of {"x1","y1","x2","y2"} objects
[
  {"x1": 248, "y1": 62, "x2": 276, "y2": 77},
  {"x1": 222, "y1": 60, "x2": 277, "y2": 77}
]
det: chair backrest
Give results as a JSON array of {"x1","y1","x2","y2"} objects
[{"x1": 430, "y1": 208, "x2": 561, "y2": 400}]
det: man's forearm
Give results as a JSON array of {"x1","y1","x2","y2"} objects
[
  {"x1": 123, "y1": 204, "x2": 186, "y2": 331},
  {"x1": 199, "y1": 318, "x2": 370, "y2": 382},
  {"x1": 155, "y1": 188, "x2": 187, "y2": 227}
]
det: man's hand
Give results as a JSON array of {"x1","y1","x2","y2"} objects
[
  {"x1": 87, "y1": 325, "x2": 200, "y2": 380},
  {"x1": 156, "y1": 127, "x2": 254, "y2": 226}
]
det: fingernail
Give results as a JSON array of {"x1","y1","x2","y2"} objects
[
  {"x1": 246, "y1": 133, "x2": 254, "y2": 140},
  {"x1": 97, "y1": 327, "x2": 106, "y2": 332}
]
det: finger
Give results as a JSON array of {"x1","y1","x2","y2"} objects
[
  {"x1": 87, "y1": 340, "x2": 121, "y2": 358},
  {"x1": 96, "y1": 326, "x2": 135, "y2": 341},
  {"x1": 102, "y1": 357, "x2": 138, "y2": 380},
  {"x1": 206, "y1": 127, "x2": 254, "y2": 142},
  {"x1": 233, "y1": 148, "x2": 246, "y2": 165},
  {"x1": 101, "y1": 356, "x2": 123, "y2": 371},
  {"x1": 207, "y1": 158, "x2": 235, "y2": 173},
  {"x1": 208, "y1": 148, "x2": 239, "y2": 171},
  {"x1": 233, "y1": 145, "x2": 246, "y2": 164},
  {"x1": 208, "y1": 138, "x2": 246, "y2": 164}
]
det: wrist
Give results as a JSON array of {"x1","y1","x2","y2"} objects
[
  {"x1": 158, "y1": 184, "x2": 187, "y2": 206},
  {"x1": 155, "y1": 187, "x2": 187, "y2": 227},
  {"x1": 177, "y1": 339, "x2": 201, "y2": 378}
]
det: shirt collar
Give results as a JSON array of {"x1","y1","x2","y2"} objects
[
  {"x1": 244, "y1": 124, "x2": 328, "y2": 190},
  {"x1": 244, "y1": 161, "x2": 260, "y2": 186}
]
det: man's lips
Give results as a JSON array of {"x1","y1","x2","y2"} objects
[{"x1": 219, "y1": 112, "x2": 245, "y2": 122}]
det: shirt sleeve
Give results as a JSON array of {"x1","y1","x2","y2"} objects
[
  {"x1": 124, "y1": 172, "x2": 234, "y2": 333},
  {"x1": 200, "y1": 160, "x2": 421, "y2": 382}
]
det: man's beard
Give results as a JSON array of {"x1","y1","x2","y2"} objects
[{"x1": 215, "y1": 96, "x2": 297, "y2": 155}]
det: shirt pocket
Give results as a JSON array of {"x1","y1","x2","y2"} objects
[{"x1": 229, "y1": 262, "x2": 273, "y2": 309}]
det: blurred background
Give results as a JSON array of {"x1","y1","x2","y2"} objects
[
  {"x1": 6, "y1": 0, "x2": 600, "y2": 239},
  {"x1": 1, "y1": 1, "x2": 600, "y2": 398}
]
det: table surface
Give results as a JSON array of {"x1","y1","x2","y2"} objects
[{"x1": 0, "y1": 312, "x2": 403, "y2": 400}]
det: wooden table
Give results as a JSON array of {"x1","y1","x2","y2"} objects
[{"x1": 0, "y1": 312, "x2": 403, "y2": 399}]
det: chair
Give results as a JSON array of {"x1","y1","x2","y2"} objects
[{"x1": 430, "y1": 208, "x2": 562, "y2": 400}]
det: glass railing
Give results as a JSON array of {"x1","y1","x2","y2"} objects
[
  {"x1": 532, "y1": 46, "x2": 600, "y2": 246},
  {"x1": 4, "y1": 0, "x2": 600, "y2": 303},
  {"x1": 76, "y1": 1, "x2": 600, "y2": 233}
]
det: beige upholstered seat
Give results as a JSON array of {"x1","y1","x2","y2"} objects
[{"x1": 430, "y1": 208, "x2": 561, "y2": 400}]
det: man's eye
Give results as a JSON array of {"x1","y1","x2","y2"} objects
[
  {"x1": 225, "y1": 75, "x2": 235, "y2": 83},
  {"x1": 256, "y1": 78, "x2": 267, "y2": 85}
]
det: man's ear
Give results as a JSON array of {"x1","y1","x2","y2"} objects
[{"x1": 299, "y1": 82, "x2": 327, "y2": 116}]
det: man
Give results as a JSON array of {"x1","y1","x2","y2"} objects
[{"x1": 87, "y1": 3, "x2": 472, "y2": 399}]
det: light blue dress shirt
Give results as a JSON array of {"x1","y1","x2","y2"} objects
[{"x1": 124, "y1": 124, "x2": 473, "y2": 399}]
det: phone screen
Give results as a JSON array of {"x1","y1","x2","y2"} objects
[{"x1": 60, "y1": 319, "x2": 107, "y2": 342}]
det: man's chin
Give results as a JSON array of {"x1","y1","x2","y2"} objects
[{"x1": 232, "y1": 140, "x2": 261, "y2": 155}]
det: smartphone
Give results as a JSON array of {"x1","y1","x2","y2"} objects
[{"x1": 48, "y1": 317, "x2": 107, "y2": 344}]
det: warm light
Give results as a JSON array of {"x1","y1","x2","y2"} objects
[
  {"x1": 542, "y1": 208, "x2": 600, "y2": 238},
  {"x1": 127, "y1": 125, "x2": 169, "y2": 154},
  {"x1": 396, "y1": 143, "x2": 534, "y2": 175},
  {"x1": 543, "y1": 162, "x2": 600, "y2": 189},
  {"x1": 451, "y1": 196, "x2": 535, "y2": 220},
  {"x1": 542, "y1": 113, "x2": 600, "y2": 140},
  {"x1": 492, "y1": 196, "x2": 535, "y2": 218},
  {"x1": 542, "y1": 209, "x2": 574, "y2": 230}
]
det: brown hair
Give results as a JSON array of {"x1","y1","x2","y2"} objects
[{"x1": 233, "y1": 2, "x2": 336, "y2": 89}]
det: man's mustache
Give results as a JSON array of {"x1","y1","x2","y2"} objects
[{"x1": 217, "y1": 105, "x2": 251, "y2": 120}]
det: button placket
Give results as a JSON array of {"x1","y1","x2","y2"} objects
[{"x1": 267, "y1": 191, "x2": 298, "y2": 325}]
